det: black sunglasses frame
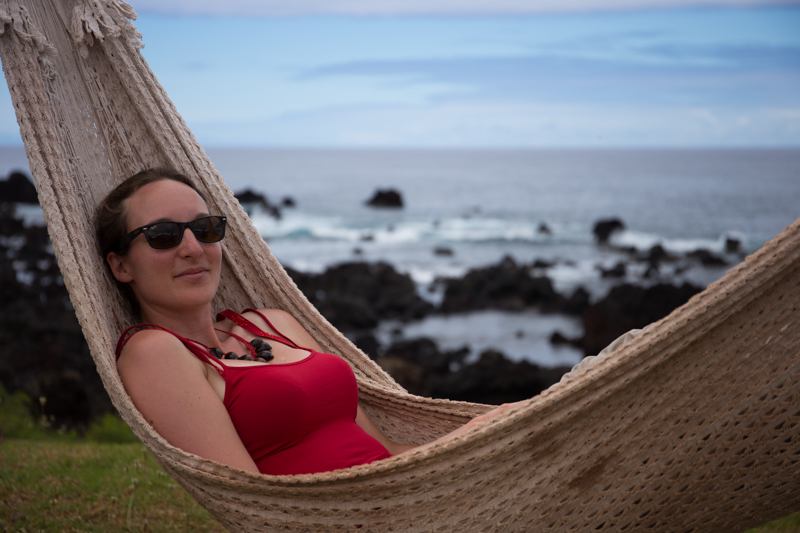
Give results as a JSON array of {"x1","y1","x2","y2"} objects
[{"x1": 111, "y1": 215, "x2": 227, "y2": 253}]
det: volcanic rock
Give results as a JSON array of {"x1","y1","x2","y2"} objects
[
  {"x1": 378, "y1": 337, "x2": 569, "y2": 404},
  {"x1": 593, "y1": 218, "x2": 625, "y2": 244},
  {"x1": 580, "y1": 282, "x2": 703, "y2": 356},
  {"x1": 0, "y1": 209, "x2": 112, "y2": 432},
  {"x1": 432, "y1": 349, "x2": 570, "y2": 405},
  {"x1": 556, "y1": 286, "x2": 591, "y2": 316},
  {"x1": 439, "y1": 256, "x2": 559, "y2": 313},
  {"x1": 724, "y1": 235, "x2": 742, "y2": 254},
  {"x1": 598, "y1": 261, "x2": 626, "y2": 278},
  {"x1": 234, "y1": 188, "x2": 281, "y2": 219},
  {"x1": 383, "y1": 337, "x2": 468, "y2": 375},
  {"x1": 365, "y1": 189, "x2": 403, "y2": 208},
  {"x1": 0, "y1": 171, "x2": 38, "y2": 204},
  {"x1": 284, "y1": 262, "x2": 433, "y2": 331},
  {"x1": 687, "y1": 249, "x2": 727, "y2": 266}
]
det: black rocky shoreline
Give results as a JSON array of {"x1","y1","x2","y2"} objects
[{"x1": 0, "y1": 172, "x2": 743, "y2": 432}]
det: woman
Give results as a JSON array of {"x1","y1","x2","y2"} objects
[{"x1": 99, "y1": 168, "x2": 508, "y2": 476}]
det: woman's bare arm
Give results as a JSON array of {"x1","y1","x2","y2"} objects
[{"x1": 117, "y1": 329, "x2": 259, "y2": 474}]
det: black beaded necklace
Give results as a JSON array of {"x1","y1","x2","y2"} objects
[{"x1": 208, "y1": 329, "x2": 274, "y2": 363}]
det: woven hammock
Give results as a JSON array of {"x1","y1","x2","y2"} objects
[{"x1": 2, "y1": 1, "x2": 799, "y2": 531}]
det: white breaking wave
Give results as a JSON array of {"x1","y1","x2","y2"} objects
[{"x1": 251, "y1": 209, "x2": 592, "y2": 246}]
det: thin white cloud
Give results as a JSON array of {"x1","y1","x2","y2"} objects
[
  {"x1": 188, "y1": 100, "x2": 800, "y2": 147},
  {"x1": 130, "y1": 0, "x2": 800, "y2": 16}
]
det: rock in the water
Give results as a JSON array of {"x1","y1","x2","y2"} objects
[
  {"x1": 234, "y1": 188, "x2": 269, "y2": 208},
  {"x1": 439, "y1": 256, "x2": 559, "y2": 313},
  {"x1": 598, "y1": 261, "x2": 626, "y2": 278},
  {"x1": 549, "y1": 330, "x2": 582, "y2": 348},
  {"x1": 378, "y1": 337, "x2": 569, "y2": 404},
  {"x1": 352, "y1": 333, "x2": 381, "y2": 358},
  {"x1": 580, "y1": 282, "x2": 703, "y2": 356},
  {"x1": 432, "y1": 349, "x2": 570, "y2": 405},
  {"x1": 593, "y1": 218, "x2": 625, "y2": 244},
  {"x1": 557, "y1": 286, "x2": 591, "y2": 316},
  {"x1": 365, "y1": 189, "x2": 403, "y2": 208},
  {"x1": 376, "y1": 356, "x2": 431, "y2": 397},
  {"x1": 687, "y1": 249, "x2": 727, "y2": 266},
  {"x1": 384, "y1": 337, "x2": 467, "y2": 375},
  {"x1": 234, "y1": 188, "x2": 281, "y2": 219},
  {"x1": 0, "y1": 171, "x2": 38, "y2": 204},
  {"x1": 285, "y1": 262, "x2": 433, "y2": 331},
  {"x1": 724, "y1": 235, "x2": 742, "y2": 254}
]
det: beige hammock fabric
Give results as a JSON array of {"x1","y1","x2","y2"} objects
[{"x1": 2, "y1": 1, "x2": 799, "y2": 531}]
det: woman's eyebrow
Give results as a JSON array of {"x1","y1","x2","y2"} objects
[{"x1": 143, "y1": 212, "x2": 210, "y2": 226}]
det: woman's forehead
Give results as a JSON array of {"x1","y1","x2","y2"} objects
[{"x1": 124, "y1": 180, "x2": 208, "y2": 227}]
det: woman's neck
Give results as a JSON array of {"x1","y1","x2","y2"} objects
[{"x1": 140, "y1": 304, "x2": 221, "y2": 348}]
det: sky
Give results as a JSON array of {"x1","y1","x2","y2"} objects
[{"x1": 0, "y1": 0, "x2": 799, "y2": 148}]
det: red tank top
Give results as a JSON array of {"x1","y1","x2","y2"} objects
[{"x1": 116, "y1": 309, "x2": 391, "y2": 475}]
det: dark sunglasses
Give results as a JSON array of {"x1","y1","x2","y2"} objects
[{"x1": 111, "y1": 215, "x2": 227, "y2": 253}]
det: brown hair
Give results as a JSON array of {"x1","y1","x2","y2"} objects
[
  {"x1": 95, "y1": 167, "x2": 207, "y2": 257},
  {"x1": 94, "y1": 168, "x2": 208, "y2": 314}
]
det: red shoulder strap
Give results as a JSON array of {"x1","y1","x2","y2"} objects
[
  {"x1": 115, "y1": 323, "x2": 224, "y2": 375},
  {"x1": 216, "y1": 309, "x2": 302, "y2": 349}
]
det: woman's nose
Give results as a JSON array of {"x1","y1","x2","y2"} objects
[{"x1": 178, "y1": 227, "x2": 204, "y2": 257}]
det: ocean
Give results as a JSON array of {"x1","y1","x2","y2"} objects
[{"x1": 3, "y1": 147, "x2": 799, "y2": 368}]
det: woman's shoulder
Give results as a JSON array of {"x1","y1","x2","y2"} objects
[{"x1": 118, "y1": 327, "x2": 195, "y2": 365}]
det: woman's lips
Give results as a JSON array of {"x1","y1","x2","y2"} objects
[{"x1": 175, "y1": 267, "x2": 209, "y2": 280}]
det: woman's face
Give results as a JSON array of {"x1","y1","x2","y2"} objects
[{"x1": 106, "y1": 179, "x2": 222, "y2": 318}]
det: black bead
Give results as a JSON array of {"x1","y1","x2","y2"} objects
[
  {"x1": 249, "y1": 338, "x2": 263, "y2": 348},
  {"x1": 261, "y1": 353, "x2": 274, "y2": 362},
  {"x1": 255, "y1": 357, "x2": 268, "y2": 363},
  {"x1": 239, "y1": 354, "x2": 254, "y2": 361},
  {"x1": 209, "y1": 347, "x2": 224, "y2": 359},
  {"x1": 256, "y1": 343, "x2": 272, "y2": 353},
  {"x1": 224, "y1": 351, "x2": 238, "y2": 360}
]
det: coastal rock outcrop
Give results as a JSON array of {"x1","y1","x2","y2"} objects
[
  {"x1": 365, "y1": 189, "x2": 403, "y2": 208},
  {"x1": 432, "y1": 349, "x2": 570, "y2": 405},
  {"x1": 0, "y1": 171, "x2": 38, "y2": 204},
  {"x1": 0, "y1": 204, "x2": 111, "y2": 432},
  {"x1": 376, "y1": 336, "x2": 569, "y2": 404},
  {"x1": 284, "y1": 262, "x2": 433, "y2": 331},
  {"x1": 580, "y1": 282, "x2": 703, "y2": 356},
  {"x1": 234, "y1": 188, "x2": 281, "y2": 219},
  {"x1": 439, "y1": 256, "x2": 560, "y2": 313},
  {"x1": 593, "y1": 218, "x2": 625, "y2": 244}
]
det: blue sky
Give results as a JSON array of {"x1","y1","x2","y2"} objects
[{"x1": 1, "y1": 1, "x2": 799, "y2": 147}]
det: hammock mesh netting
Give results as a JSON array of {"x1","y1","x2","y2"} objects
[{"x1": 1, "y1": 1, "x2": 798, "y2": 531}]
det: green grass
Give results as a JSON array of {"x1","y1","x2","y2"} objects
[
  {"x1": 0, "y1": 440, "x2": 226, "y2": 532},
  {"x1": 0, "y1": 384, "x2": 224, "y2": 532},
  {"x1": 747, "y1": 515, "x2": 800, "y2": 533}
]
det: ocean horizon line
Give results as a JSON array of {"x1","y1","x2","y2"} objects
[{"x1": 2, "y1": 144, "x2": 800, "y2": 153}]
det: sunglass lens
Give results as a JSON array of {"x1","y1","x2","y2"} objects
[
  {"x1": 146, "y1": 222, "x2": 182, "y2": 249},
  {"x1": 192, "y1": 216, "x2": 226, "y2": 243}
]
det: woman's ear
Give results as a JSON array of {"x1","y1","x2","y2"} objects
[{"x1": 106, "y1": 252, "x2": 134, "y2": 283}]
